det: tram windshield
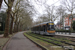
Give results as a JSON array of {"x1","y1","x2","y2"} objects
[
  {"x1": 48, "y1": 25, "x2": 55, "y2": 30},
  {"x1": 47, "y1": 23, "x2": 55, "y2": 30}
]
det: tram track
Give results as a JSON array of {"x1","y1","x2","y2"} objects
[
  {"x1": 26, "y1": 33, "x2": 75, "y2": 50},
  {"x1": 54, "y1": 35, "x2": 75, "y2": 42},
  {"x1": 41, "y1": 36, "x2": 75, "y2": 46},
  {"x1": 39, "y1": 35, "x2": 75, "y2": 46}
]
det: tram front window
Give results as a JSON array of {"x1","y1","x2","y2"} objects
[{"x1": 48, "y1": 25, "x2": 55, "y2": 30}]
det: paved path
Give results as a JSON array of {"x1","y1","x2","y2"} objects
[{"x1": 3, "y1": 32, "x2": 41, "y2": 50}]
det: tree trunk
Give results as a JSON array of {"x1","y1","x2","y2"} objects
[
  {"x1": 0, "y1": 0, "x2": 2, "y2": 8},
  {"x1": 16, "y1": 23, "x2": 18, "y2": 32},
  {"x1": 4, "y1": 0, "x2": 15, "y2": 37},
  {"x1": 14, "y1": 22, "x2": 17, "y2": 32},
  {"x1": 4, "y1": 8, "x2": 11, "y2": 37},
  {"x1": 69, "y1": 11, "x2": 73, "y2": 33},
  {"x1": 70, "y1": 12, "x2": 73, "y2": 32},
  {"x1": 13, "y1": 24, "x2": 16, "y2": 33},
  {"x1": 13, "y1": 24, "x2": 15, "y2": 33},
  {"x1": 10, "y1": 17, "x2": 14, "y2": 34},
  {"x1": 13, "y1": 15, "x2": 17, "y2": 33},
  {"x1": 17, "y1": 22, "x2": 19, "y2": 32}
]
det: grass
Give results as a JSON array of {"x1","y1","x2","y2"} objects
[
  {"x1": 0, "y1": 38, "x2": 9, "y2": 50},
  {"x1": 0, "y1": 34, "x2": 15, "y2": 50},
  {"x1": 44, "y1": 36, "x2": 75, "y2": 44},
  {"x1": 27, "y1": 33, "x2": 69, "y2": 46},
  {"x1": 24, "y1": 33, "x2": 63, "y2": 50},
  {"x1": 26, "y1": 32, "x2": 75, "y2": 49}
]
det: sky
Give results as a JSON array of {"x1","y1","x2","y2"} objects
[
  {"x1": 31, "y1": 0, "x2": 61, "y2": 15},
  {"x1": 30, "y1": 0, "x2": 61, "y2": 24},
  {"x1": 0, "y1": 0, "x2": 7, "y2": 12},
  {"x1": 1, "y1": 0, "x2": 61, "y2": 24}
]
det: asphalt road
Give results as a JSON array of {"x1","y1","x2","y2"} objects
[{"x1": 3, "y1": 32, "x2": 42, "y2": 50}]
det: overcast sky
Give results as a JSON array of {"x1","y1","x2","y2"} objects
[
  {"x1": 1, "y1": 0, "x2": 61, "y2": 24},
  {"x1": 31, "y1": 0, "x2": 61, "y2": 15},
  {"x1": 0, "y1": 0, "x2": 7, "y2": 12},
  {"x1": 30, "y1": 0, "x2": 61, "y2": 24}
]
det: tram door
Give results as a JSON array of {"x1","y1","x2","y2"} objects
[{"x1": 43, "y1": 25, "x2": 46, "y2": 32}]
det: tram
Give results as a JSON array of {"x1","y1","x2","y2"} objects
[{"x1": 31, "y1": 21, "x2": 55, "y2": 35}]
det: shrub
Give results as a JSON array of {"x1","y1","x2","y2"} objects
[{"x1": 0, "y1": 31, "x2": 4, "y2": 35}]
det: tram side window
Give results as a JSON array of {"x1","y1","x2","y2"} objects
[
  {"x1": 38, "y1": 26, "x2": 40, "y2": 31},
  {"x1": 36, "y1": 27, "x2": 38, "y2": 31},
  {"x1": 39, "y1": 26, "x2": 41, "y2": 31},
  {"x1": 37, "y1": 27, "x2": 39, "y2": 31},
  {"x1": 35, "y1": 27, "x2": 37, "y2": 31},
  {"x1": 33, "y1": 27, "x2": 35, "y2": 31},
  {"x1": 43, "y1": 25, "x2": 46, "y2": 31},
  {"x1": 40, "y1": 25, "x2": 44, "y2": 31}
]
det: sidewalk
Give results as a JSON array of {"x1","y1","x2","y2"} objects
[{"x1": 3, "y1": 32, "x2": 42, "y2": 50}]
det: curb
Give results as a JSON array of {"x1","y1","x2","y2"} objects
[{"x1": 23, "y1": 33, "x2": 47, "y2": 50}]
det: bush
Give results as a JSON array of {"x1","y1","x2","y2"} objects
[{"x1": 0, "y1": 31, "x2": 4, "y2": 35}]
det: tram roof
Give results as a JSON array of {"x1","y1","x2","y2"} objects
[{"x1": 32, "y1": 21, "x2": 54, "y2": 27}]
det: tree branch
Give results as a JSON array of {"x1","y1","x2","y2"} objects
[{"x1": 4, "y1": 0, "x2": 9, "y2": 7}]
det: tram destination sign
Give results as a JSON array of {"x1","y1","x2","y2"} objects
[{"x1": 48, "y1": 23, "x2": 54, "y2": 25}]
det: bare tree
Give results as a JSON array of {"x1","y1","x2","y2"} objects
[
  {"x1": 13, "y1": 0, "x2": 34, "y2": 32},
  {"x1": 37, "y1": 14, "x2": 49, "y2": 23},
  {"x1": 61, "y1": 0, "x2": 75, "y2": 31},
  {"x1": 45, "y1": 5, "x2": 58, "y2": 22},
  {"x1": 10, "y1": 0, "x2": 22, "y2": 34},
  {"x1": 4, "y1": 0, "x2": 14, "y2": 37},
  {"x1": 56, "y1": 5, "x2": 66, "y2": 28},
  {"x1": 0, "y1": 0, "x2": 3, "y2": 9}
]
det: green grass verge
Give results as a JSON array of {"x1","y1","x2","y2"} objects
[
  {"x1": 0, "y1": 38, "x2": 9, "y2": 50},
  {"x1": 24, "y1": 33, "x2": 63, "y2": 50},
  {"x1": 0, "y1": 34, "x2": 15, "y2": 50},
  {"x1": 27, "y1": 33, "x2": 69, "y2": 46},
  {"x1": 31, "y1": 33, "x2": 74, "y2": 45}
]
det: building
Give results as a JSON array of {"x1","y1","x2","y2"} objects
[
  {"x1": 64, "y1": 14, "x2": 75, "y2": 30},
  {"x1": 55, "y1": 21, "x2": 63, "y2": 30}
]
